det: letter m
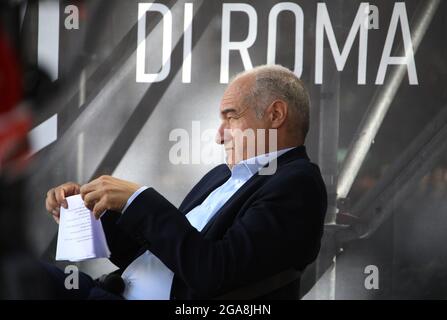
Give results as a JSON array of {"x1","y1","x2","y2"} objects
[{"x1": 315, "y1": 2, "x2": 370, "y2": 84}]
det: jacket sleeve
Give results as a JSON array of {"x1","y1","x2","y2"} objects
[
  {"x1": 100, "y1": 210, "x2": 145, "y2": 270},
  {"x1": 116, "y1": 170, "x2": 326, "y2": 297}
]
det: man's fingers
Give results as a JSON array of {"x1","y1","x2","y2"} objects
[
  {"x1": 83, "y1": 190, "x2": 103, "y2": 211},
  {"x1": 52, "y1": 215, "x2": 60, "y2": 224},
  {"x1": 55, "y1": 187, "x2": 68, "y2": 209},
  {"x1": 92, "y1": 199, "x2": 107, "y2": 220},
  {"x1": 80, "y1": 179, "x2": 101, "y2": 199},
  {"x1": 54, "y1": 182, "x2": 81, "y2": 209},
  {"x1": 45, "y1": 182, "x2": 81, "y2": 224},
  {"x1": 70, "y1": 183, "x2": 81, "y2": 195},
  {"x1": 45, "y1": 188, "x2": 58, "y2": 213},
  {"x1": 65, "y1": 184, "x2": 81, "y2": 199}
]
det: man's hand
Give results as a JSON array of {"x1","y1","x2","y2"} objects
[
  {"x1": 45, "y1": 182, "x2": 81, "y2": 224},
  {"x1": 80, "y1": 175, "x2": 140, "y2": 219}
]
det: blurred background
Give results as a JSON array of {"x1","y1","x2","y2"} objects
[{"x1": 0, "y1": 0, "x2": 446, "y2": 299}]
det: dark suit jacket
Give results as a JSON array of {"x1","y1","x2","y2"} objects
[{"x1": 101, "y1": 146, "x2": 327, "y2": 299}]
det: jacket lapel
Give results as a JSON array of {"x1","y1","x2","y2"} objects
[
  {"x1": 180, "y1": 168, "x2": 231, "y2": 214},
  {"x1": 200, "y1": 172, "x2": 267, "y2": 235}
]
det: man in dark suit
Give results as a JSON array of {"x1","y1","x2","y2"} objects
[{"x1": 45, "y1": 65, "x2": 327, "y2": 299}]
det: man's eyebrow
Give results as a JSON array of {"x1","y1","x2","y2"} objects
[{"x1": 220, "y1": 108, "x2": 238, "y2": 116}]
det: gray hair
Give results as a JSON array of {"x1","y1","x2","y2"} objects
[{"x1": 233, "y1": 65, "x2": 310, "y2": 139}]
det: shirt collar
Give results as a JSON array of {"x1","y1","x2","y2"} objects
[{"x1": 230, "y1": 147, "x2": 296, "y2": 179}]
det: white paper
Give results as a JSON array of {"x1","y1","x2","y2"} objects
[{"x1": 55, "y1": 194, "x2": 110, "y2": 262}]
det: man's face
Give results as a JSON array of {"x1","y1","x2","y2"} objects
[{"x1": 215, "y1": 76, "x2": 269, "y2": 167}]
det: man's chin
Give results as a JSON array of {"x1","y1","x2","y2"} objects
[
  {"x1": 225, "y1": 153, "x2": 236, "y2": 168},
  {"x1": 225, "y1": 156, "x2": 234, "y2": 168},
  {"x1": 225, "y1": 150, "x2": 244, "y2": 168}
]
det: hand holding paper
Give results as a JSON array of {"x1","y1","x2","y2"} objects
[
  {"x1": 80, "y1": 175, "x2": 140, "y2": 219},
  {"x1": 55, "y1": 194, "x2": 110, "y2": 262}
]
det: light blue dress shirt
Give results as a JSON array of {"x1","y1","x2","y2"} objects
[{"x1": 120, "y1": 148, "x2": 293, "y2": 299}]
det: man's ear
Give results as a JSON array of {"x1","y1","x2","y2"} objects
[{"x1": 267, "y1": 100, "x2": 288, "y2": 129}]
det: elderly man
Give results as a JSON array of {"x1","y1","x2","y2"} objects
[{"x1": 45, "y1": 64, "x2": 327, "y2": 299}]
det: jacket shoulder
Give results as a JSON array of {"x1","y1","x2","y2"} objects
[
  {"x1": 255, "y1": 157, "x2": 327, "y2": 203},
  {"x1": 273, "y1": 157, "x2": 324, "y2": 184}
]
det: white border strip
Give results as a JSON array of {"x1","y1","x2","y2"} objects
[{"x1": 29, "y1": 114, "x2": 58, "y2": 154}]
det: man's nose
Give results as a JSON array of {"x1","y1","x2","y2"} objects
[{"x1": 215, "y1": 123, "x2": 230, "y2": 145}]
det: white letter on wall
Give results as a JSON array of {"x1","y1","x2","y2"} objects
[
  {"x1": 182, "y1": 3, "x2": 193, "y2": 83},
  {"x1": 376, "y1": 3, "x2": 418, "y2": 85},
  {"x1": 267, "y1": 2, "x2": 303, "y2": 77},
  {"x1": 38, "y1": 0, "x2": 60, "y2": 81},
  {"x1": 136, "y1": 3, "x2": 172, "y2": 83},
  {"x1": 315, "y1": 2, "x2": 369, "y2": 84},
  {"x1": 220, "y1": 3, "x2": 257, "y2": 83}
]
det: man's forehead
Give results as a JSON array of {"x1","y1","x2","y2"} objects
[
  {"x1": 220, "y1": 86, "x2": 239, "y2": 111},
  {"x1": 220, "y1": 89, "x2": 238, "y2": 106},
  {"x1": 219, "y1": 75, "x2": 253, "y2": 112}
]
